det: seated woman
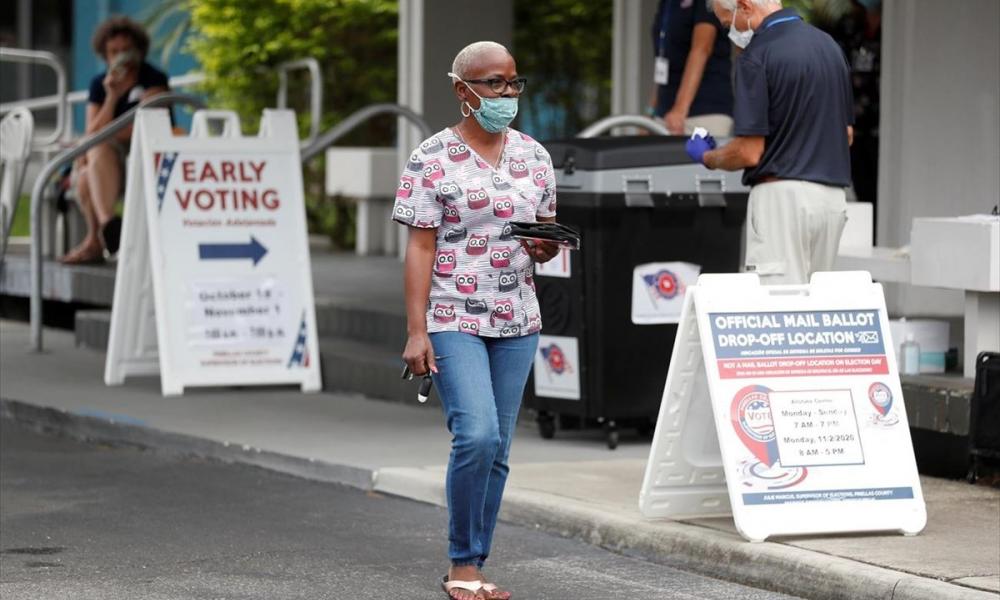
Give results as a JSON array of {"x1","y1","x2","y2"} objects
[{"x1": 62, "y1": 16, "x2": 169, "y2": 264}]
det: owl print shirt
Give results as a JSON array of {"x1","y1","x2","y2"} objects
[{"x1": 392, "y1": 127, "x2": 557, "y2": 338}]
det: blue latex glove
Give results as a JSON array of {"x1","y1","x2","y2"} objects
[{"x1": 685, "y1": 133, "x2": 717, "y2": 165}]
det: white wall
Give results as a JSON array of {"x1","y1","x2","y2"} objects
[
  {"x1": 396, "y1": 0, "x2": 514, "y2": 256},
  {"x1": 612, "y1": 0, "x2": 660, "y2": 116},
  {"x1": 398, "y1": 0, "x2": 514, "y2": 144},
  {"x1": 879, "y1": 0, "x2": 1000, "y2": 316}
]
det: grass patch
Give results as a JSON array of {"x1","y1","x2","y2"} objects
[{"x1": 8, "y1": 195, "x2": 30, "y2": 237}]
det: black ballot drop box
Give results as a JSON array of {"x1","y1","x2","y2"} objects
[{"x1": 525, "y1": 136, "x2": 749, "y2": 449}]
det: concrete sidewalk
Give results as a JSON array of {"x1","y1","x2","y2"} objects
[{"x1": 1, "y1": 320, "x2": 997, "y2": 600}]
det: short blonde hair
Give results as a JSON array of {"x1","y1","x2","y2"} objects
[
  {"x1": 451, "y1": 41, "x2": 511, "y2": 80},
  {"x1": 709, "y1": 0, "x2": 782, "y2": 11}
]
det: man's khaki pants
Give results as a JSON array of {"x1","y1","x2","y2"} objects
[
  {"x1": 683, "y1": 114, "x2": 734, "y2": 137},
  {"x1": 744, "y1": 180, "x2": 848, "y2": 285}
]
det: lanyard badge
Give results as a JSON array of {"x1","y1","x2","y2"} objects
[{"x1": 654, "y1": 1, "x2": 670, "y2": 85}]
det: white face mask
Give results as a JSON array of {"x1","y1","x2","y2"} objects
[{"x1": 728, "y1": 7, "x2": 754, "y2": 49}]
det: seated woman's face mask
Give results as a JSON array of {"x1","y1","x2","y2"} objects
[
  {"x1": 110, "y1": 49, "x2": 140, "y2": 76},
  {"x1": 448, "y1": 72, "x2": 518, "y2": 133}
]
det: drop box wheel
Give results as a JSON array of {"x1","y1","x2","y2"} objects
[
  {"x1": 537, "y1": 412, "x2": 556, "y2": 440},
  {"x1": 604, "y1": 420, "x2": 619, "y2": 450}
]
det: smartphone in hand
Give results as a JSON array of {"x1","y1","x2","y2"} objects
[{"x1": 110, "y1": 50, "x2": 139, "y2": 78}]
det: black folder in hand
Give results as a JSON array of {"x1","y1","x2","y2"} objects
[{"x1": 509, "y1": 221, "x2": 581, "y2": 250}]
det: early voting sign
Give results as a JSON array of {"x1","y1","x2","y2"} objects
[
  {"x1": 105, "y1": 109, "x2": 321, "y2": 396},
  {"x1": 639, "y1": 272, "x2": 925, "y2": 542}
]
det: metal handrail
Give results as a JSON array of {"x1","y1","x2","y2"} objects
[
  {"x1": 0, "y1": 89, "x2": 88, "y2": 114},
  {"x1": 577, "y1": 115, "x2": 671, "y2": 138},
  {"x1": 0, "y1": 73, "x2": 206, "y2": 115},
  {"x1": 28, "y1": 98, "x2": 425, "y2": 350},
  {"x1": 301, "y1": 103, "x2": 432, "y2": 162},
  {"x1": 29, "y1": 92, "x2": 206, "y2": 351},
  {"x1": 277, "y1": 58, "x2": 323, "y2": 147},
  {"x1": 0, "y1": 48, "x2": 68, "y2": 147}
]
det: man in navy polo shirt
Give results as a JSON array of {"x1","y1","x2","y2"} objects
[{"x1": 685, "y1": 0, "x2": 855, "y2": 285}]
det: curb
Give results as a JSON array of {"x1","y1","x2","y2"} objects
[
  {"x1": 1, "y1": 398, "x2": 993, "y2": 600},
  {"x1": 374, "y1": 466, "x2": 994, "y2": 600},
  {"x1": 0, "y1": 398, "x2": 375, "y2": 491}
]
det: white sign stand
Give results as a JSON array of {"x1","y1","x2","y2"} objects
[
  {"x1": 639, "y1": 271, "x2": 926, "y2": 542},
  {"x1": 105, "y1": 108, "x2": 322, "y2": 396}
]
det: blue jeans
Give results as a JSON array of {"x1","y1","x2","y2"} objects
[{"x1": 429, "y1": 331, "x2": 539, "y2": 567}]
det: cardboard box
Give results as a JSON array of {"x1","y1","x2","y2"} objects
[
  {"x1": 888, "y1": 319, "x2": 950, "y2": 374},
  {"x1": 910, "y1": 216, "x2": 1000, "y2": 292},
  {"x1": 325, "y1": 147, "x2": 398, "y2": 198}
]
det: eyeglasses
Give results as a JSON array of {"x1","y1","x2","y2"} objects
[{"x1": 464, "y1": 77, "x2": 527, "y2": 94}]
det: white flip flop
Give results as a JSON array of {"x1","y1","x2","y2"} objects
[{"x1": 442, "y1": 575, "x2": 484, "y2": 599}]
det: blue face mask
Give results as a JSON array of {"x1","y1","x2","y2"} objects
[{"x1": 449, "y1": 72, "x2": 518, "y2": 133}]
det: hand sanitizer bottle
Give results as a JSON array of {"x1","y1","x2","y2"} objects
[{"x1": 900, "y1": 333, "x2": 921, "y2": 375}]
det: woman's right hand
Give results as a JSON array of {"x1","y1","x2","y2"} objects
[
  {"x1": 102, "y1": 69, "x2": 134, "y2": 101},
  {"x1": 402, "y1": 332, "x2": 437, "y2": 376}
]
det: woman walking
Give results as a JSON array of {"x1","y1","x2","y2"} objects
[{"x1": 393, "y1": 41, "x2": 560, "y2": 600}]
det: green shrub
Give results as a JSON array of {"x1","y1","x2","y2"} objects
[
  {"x1": 513, "y1": 0, "x2": 613, "y2": 139},
  {"x1": 184, "y1": 0, "x2": 398, "y2": 248}
]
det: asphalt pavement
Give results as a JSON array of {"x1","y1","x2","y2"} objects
[
  {"x1": 1, "y1": 320, "x2": 996, "y2": 600},
  {"x1": 0, "y1": 420, "x2": 802, "y2": 600}
]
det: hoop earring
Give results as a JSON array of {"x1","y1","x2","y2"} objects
[{"x1": 461, "y1": 102, "x2": 473, "y2": 118}]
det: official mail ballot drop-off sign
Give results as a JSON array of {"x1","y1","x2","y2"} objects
[
  {"x1": 105, "y1": 109, "x2": 321, "y2": 395},
  {"x1": 639, "y1": 273, "x2": 925, "y2": 542},
  {"x1": 712, "y1": 310, "x2": 890, "y2": 477}
]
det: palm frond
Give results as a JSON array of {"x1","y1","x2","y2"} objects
[
  {"x1": 143, "y1": 0, "x2": 193, "y2": 67},
  {"x1": 160, "y1": 19, "x2": 191, "y2": 67}
]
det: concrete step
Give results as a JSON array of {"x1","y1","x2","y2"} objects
[
  {"x1": 1, "y1": 249, "x2": 405, "y2": 313},
  {"x1": 73, "y1": 309, "x2": 426, "y2": 406},
  {"x1": 0, "y1": 254, "x2": 116, "y2": 306},
  {"x1": 319, "y1": 337, "x2": 438, "y2": 407},
  {"x1": 73, "y1": 301, "x2": 406, "y2": 353},
  {"x1": 74, "y1": 309, "x2": 110, "y2": 351},
  {"x1": 2, "y1": 248, "x2": 406, "y2": 349},
  {"x1": 71, "y1": 305, "x2": 976, "y2": 448},
  {"x1": 315, "y1": 298, "x2": 406, "y2": 350}
]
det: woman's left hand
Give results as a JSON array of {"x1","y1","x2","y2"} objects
[
  {"x1": 664, "y1": 107, "x2": 688, "y2": 135},
  {"x1": 522, "y1": 239, "x2": 560, "y2": 263}
]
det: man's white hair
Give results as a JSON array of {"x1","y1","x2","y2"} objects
[
  {"x1": 708, "y1": 0, "x2": 781, "y2": 11},
  {"x1": 450, "y1": 41, "x2": 511, "y2": 80}
]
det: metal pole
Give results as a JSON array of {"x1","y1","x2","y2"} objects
[
  {"x1": 276, "y1": 58, "x2": 324, "y2": 146},
  {"x1": 0, "y1": 72, "x2": 205, "y2": 116},
  {"x1": 0, "y1": 48, "x2": 69, "y2": 147},
  {"x1": 29, "y1": 92, "x2": 205, "y2": 351},
  {"x1": 300, "y1": 103, "x2": 432, "y2": 162},
  {"x1": 577, "y1": 115, "x2": 671, "y2": 138},
  {"x1": 16, "y1": 0, "x2": 31, "y2": 106}
]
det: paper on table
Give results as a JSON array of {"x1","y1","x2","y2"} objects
[{"x1": 955, "y1": 214, "x2": 1000, "y2": 223}]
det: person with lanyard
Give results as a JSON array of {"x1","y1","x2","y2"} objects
[
  {"x1": 648, "y1": 0, "x2": 734, "y2": 136},
  {"x1": 685, "y1": 0, "x2": 855, "y2": 285},
  {"x1": 821, "y1": 0, "x2": 882, "y2": 232},
  {"x1": 392, "y1": 41, "x2": 560, "y2": 600}
]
